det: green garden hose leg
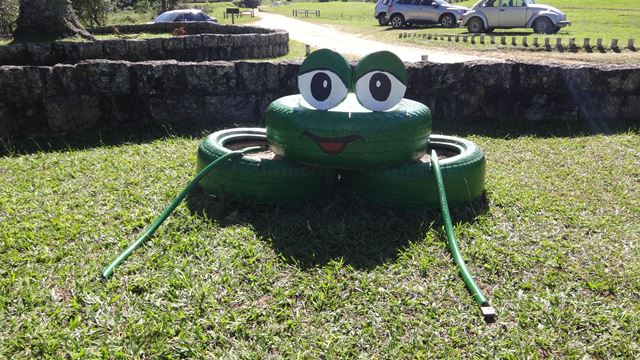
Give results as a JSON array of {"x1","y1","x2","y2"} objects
[
  {"x1": 102, "y1": 146, "x2": 262, "y2": 279},
  {"x1": 430, "y1": 150, "x2": 497, "y2": 323}
]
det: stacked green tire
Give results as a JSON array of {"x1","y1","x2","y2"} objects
[
  {"x1": 266, "y1": 94, "x2": 431, "y2": 169},
  {"x1": 197, "y1": 128, "x2": 336, "y2": 203},
  {"x1": 342, "y1": 135, "x2": 486, "y2": 209}
]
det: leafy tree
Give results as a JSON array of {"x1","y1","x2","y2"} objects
[
  {"x1": 72, "y1": 0, "x2": 112, "y2": 27},
  {"x1": 0, "y1": 0, "x2": 19, "y2": 34}
]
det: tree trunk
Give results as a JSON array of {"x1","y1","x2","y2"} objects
[
  {"x1": 13, "y1": 0, "x2": 95, "y2": 42},
  {"x1": 161, "y1": 0, "x2": 167, "y2": 12}
]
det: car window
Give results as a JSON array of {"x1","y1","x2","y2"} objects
[
  {"x1": 154, "y1": 12, "x2": 175, "y2": 22},
  {"x1": 501, "y1": 0, "x2": 524, "y2": 6},
  {"x1": 382, "y1": 0, "x2": 391, "y2": 5},
  {"x1": 484, "y1": 0, "x2": 497, "y2": 7},
  {"x1": 174, "y1": 14, "x2": 185, "y2": 22}
]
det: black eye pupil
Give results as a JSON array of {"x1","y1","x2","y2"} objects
[
  {"x1": 369, "y1": 73, "x2": 391, "y2": 102},
  {"x1": 311, "y1": 72, "x2": 332, "y2": 102}
]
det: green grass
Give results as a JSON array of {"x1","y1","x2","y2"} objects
[
  {"x1": 1, "y1": 126, "x2": 639, "y2": 357},
  {"x1": 106, "y1": 9, "x2": 156, "y2": 26},
  {"x1": 263, "y1": 0, "x2": 640, "y2": 50},
  {"x1": 95, "y1": 33, "x2": 173, "y2": 40}
]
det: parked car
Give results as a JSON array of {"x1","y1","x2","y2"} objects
[
  {"x1": 461, "y1": 0, "x2": 570, "y2": 34},
  {"x1": 385, "y1": 0, "x2": 468, "y2": 29},
  {"x1": 154, "y1": 9, "x2": 218, "y2": 24},
  {"x1": 374, "y1": 0, "x2": 392, "y2": 26}
]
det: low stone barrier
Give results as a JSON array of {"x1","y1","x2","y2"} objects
[
  {"x1": 0, "y1": 59, "x2": 638, "y2": 138},
  {"x1": 401, "y1": 32, "x2": 637, "y2": 53},
  {"x1": 0, "y1": 23, "x2": 288, "y2": 66}
]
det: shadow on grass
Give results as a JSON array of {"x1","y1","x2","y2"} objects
[
  {"x1": 185, "y1": 185, "x2": 489, "y2": 270},
  {"x1": 432, "y1": 117, "x2": 639, "y2": 139},
  {"x1": 0, "y1": 122, "x2": 224, "y2": 157},
  {"x1": 2, "y1": 120, "x2": 637, "y2": 157}
]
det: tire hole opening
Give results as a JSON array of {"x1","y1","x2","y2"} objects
[{"x1": 223, "y1": 139, "x2": 283, "y2": 160}]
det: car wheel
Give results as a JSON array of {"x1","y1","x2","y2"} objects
[
  {"x1": 533, "y1": 17, "x2": 554, "y2": 34},
  {"x1": 440, "y1": 13, "x2": 456, "y2": 28},
  {"x1": 466, "y1": 17, "x2": 485, "y2": 33},
  {"x1": 342, "y1": 134, "x2": 486, "y2": 209},
  {"x1": 390, "y1": 14, "x2": 405, "y2": 29},
  {"x1": 377, "y1": 13, "x2": 389, "y2": 26},
  {"x1": 197, "y1": 128, "x2": 336, "y2": 203}
]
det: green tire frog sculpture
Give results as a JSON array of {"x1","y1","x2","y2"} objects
[
  {"x1": 197, "y1": 49, "x2": 485, "y2": 208},
  {"x1": 104, "y1": 49, "x2": 495, "y2": 321}
]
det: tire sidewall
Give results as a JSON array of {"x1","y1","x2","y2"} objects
[
  {"x1": 467, "y1": 17, "x2": 484, "y2": 33},
  {"x1": 533, "y1": 17, "x2": 552, "y2": 34},
  {"x1": 378, "y1": 14, "x2": 388, "y2": 26},
  {"x1": 440, "y1": 14, "x2": 455, "y2": 28},
  {"x1": 266, "y1": 95, "x2": 431, "y2": 170},
  {"x1": 197, "y1": 128, "x2": 336, "y2": 202},
  {"x1": 342, "y1": 134, "x2": 486, "y2": 209},
  {"x1": 390, "y1": 14, "x2": 404, "y2": 28}
]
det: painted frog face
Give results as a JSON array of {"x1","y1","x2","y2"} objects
[
  {"x1": 298, "y1": 49, "x2": 408, "y2": 112},
  {"x1": 266, "y1": 49, "x2": 431, "y2": 169}
]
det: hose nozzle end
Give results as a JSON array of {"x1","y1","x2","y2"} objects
[{"x1": 481, "y1": 306, "x2": 497, "y2": 323}]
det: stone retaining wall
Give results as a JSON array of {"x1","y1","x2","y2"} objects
[
  {"x1": 0, "y1": 24, "x2": 288, "y2": 66},
  {"x1": 0, "y1": 60, "x2": 638, "y2": 138},
  {"x1": 89, "y1": 22, "x2": 273, "y2": 35}
]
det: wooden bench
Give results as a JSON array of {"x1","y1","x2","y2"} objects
[
  {"x1": 223, "y1": 8, "x2": 240, "y2": 19},
  {"x1": 223, "y1": 8, "x2": 255, "y2": 23},
  {"x1": 292, "y1": 9, "x2": 320, "y2": 17}
]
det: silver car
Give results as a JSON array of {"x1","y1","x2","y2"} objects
[
  {"x1": 385, "y1": 0, "x2": 468, "y2": 29},
  {"x1": 461, "y1": 0, "x2": 570, "y2": 34},
  {"x1": 154, "y1": 9, "x2": 217, "y2": 23}
]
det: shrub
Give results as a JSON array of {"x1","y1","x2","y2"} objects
[{"x1": 244, "y1": 0, "x2": 261, "y2": 8}]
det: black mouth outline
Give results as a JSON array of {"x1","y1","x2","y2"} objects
[{"x1": 300, "y1": 130, "x2": 365, "y2": 155}]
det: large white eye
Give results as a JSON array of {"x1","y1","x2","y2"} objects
[
  {"x1": 355, "y1": 71, "x2": 406, "y2": 112},
  {"x1": 298, "y1": 70, "x2": 349, "y2": 110}
]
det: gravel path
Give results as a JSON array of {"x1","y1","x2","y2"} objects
[{"x1": 254, "y1": 12, "x2": 489, "y2": 63}]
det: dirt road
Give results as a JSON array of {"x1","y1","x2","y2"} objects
[{"x1": 254, "y1": 12, "x2": 488, "y2": 63}]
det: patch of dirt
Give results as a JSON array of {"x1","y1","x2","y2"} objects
[
  {"x1": 224, "y1": 139, "x2": 283, "y2": 160},
  {"x1": 417, "y1": 148, "x2": 459, "y2": 163}
]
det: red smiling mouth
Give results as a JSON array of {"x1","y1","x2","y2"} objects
[{"x1": 300, "y1": 131, "x2": 365, "y2": 155}]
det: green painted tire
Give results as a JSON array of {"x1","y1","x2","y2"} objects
[
  {"x1": 197, "y1": 128, "x2": 336, "y2": 203},
  {"x1": 342, "y1": 134, "x2": 486, "y2": 209},
  {"x1": 266, "y1": 94, "x2": 431, "y2": 169}
]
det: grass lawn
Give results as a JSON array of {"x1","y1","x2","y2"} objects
[
  {"x1": 1, "y1": 125, "x2": 639, "y2": 357},
  {"x1": 262, "y1": 0, "x2": 640, "y2": 52}
]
